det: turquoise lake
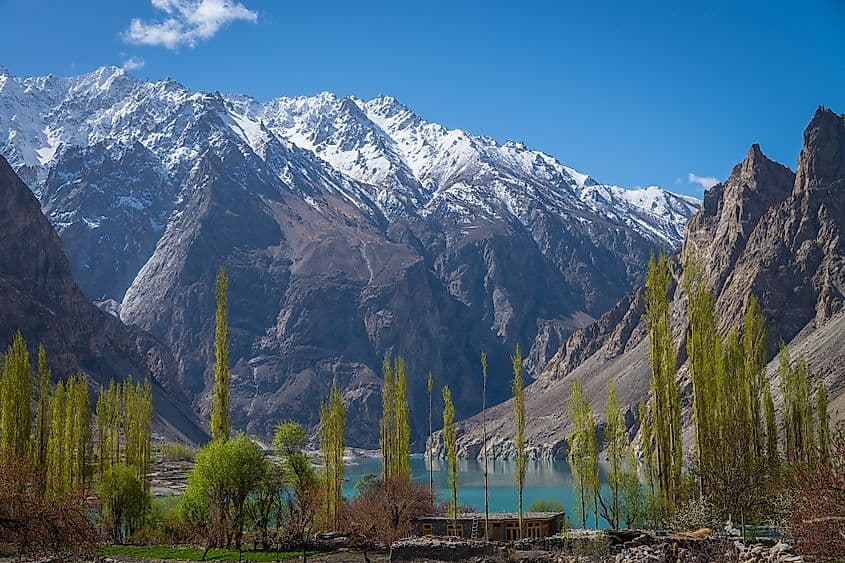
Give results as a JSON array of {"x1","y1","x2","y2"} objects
[{"x1": 342, "y1": 455, "x2": 614, "y2": 525}]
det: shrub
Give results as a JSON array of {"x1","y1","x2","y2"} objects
[
  {"x1": 529, "y1": 499, "x2": 565, "y2": 512},
  {"x1": 348, "y1": 476, "x2": 438, "y2": 545},
  {"x1": 667, "y1": 497, "x2": 719, "y2": 532},
  {"x1": 183, "y1": 434, "x2": 268, "y2": 550},
  {"x1": 788, "y1": 423, "x2": 845, "y2": 558},
  {"x1": 0, "y1": 449, "x2": 98, "y2": 556},
  {"x1": 159, "y1": 442, "x2": 197, "y2": 462},
  {"x1": 97, "y1": 463, "x2": 150, "y2": 543}
]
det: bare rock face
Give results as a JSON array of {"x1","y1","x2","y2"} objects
[
  {"x1": 0, "y1": 67, "x2": 700, "y2": 448},
  {"x1": 438, "y1": 107, "x2": 845, "y2": 459},
  {"x1": 0, "y1": 155, "x2": 206, "y2": 443}
]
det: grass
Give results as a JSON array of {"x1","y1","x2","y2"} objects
[{"x1": 99, "y1": 545, "x2": 312, "y2": 561}]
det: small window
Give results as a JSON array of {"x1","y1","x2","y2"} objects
[
  {"x1": 506, "y1": 522, "x2": 521, "y2": 541},
  {"x1": 422, "y1": 523, "x2": 433, "y2": 536},
  {"x1": 446, "y1": 523, "x2": 464, "y2": 537}
]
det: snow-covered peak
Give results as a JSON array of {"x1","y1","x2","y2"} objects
[{"x1": 0, "y1": 68, "x2": 699, "y2": 246}]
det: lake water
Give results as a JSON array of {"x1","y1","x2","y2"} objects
[{"x1": 342, "y1": 455, "x2": 613, "y2": 525}]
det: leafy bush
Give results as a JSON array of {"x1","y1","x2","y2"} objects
[
  {"x1": 183, "y1": 434, "x2": 268, "y2": 549},
  {"x1": 159, "y1": 441, "x2": 197, "y2": 462},
  {"x1": 97, "y1": 463, "x2": 150, "y2": 543},
  {"x1": 529, "y1": 499, "x2": 565, "y2": 512}
]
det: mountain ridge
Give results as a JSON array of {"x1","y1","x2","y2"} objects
[{"x1": 0, "y1": 64, "x2": 700, "y2": 447}]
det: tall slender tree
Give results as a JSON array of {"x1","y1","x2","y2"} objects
[
  {"x1": 816, "y1": 382, "x2": 831, "y2": 466},
  {"x1": 320, "y1": 378, "x2": 346, "y2": 529},
  {"x1": 480, "y1": 351, "x2": 490, "y2": 540},
  {"x1": 0, "y1": 332, "x2": 32, "y2": 458},
  {"x1": 35, "y1": 345, "x2": 52, "y2": 467},
  {"x1": 427, "y1": 372, "x2": 434, "y2": 502},
  {"x1": 442, "y1": 385, "x2": 458, "y2": 522},
  {"x1": 603, "y1": 382, "x2": 626, "y2": 529},
  {"x1": 742, "y1": 296, "x2": 769, "y2": 457},
  {"x1": 779, "y1": 344, "x2": 815, "y2": 464},
  {"x1": 683, "y1": 257, "x2": 718, "y2": 494},
  {"x1": 512, "y1": 345, "x2": 526, "y2": 538},
  {"x1": 644, "y1": 253, "x2": 681, "y2": 508},
  {"x1": 46, "y1": 381, "x2": 66, "y2": 495},
  {"x1": 568, "y1": 380, "x2": 598, "y2": 529},
  {"x1": 210, "y1": 266, "x2": 230, "y2": 442},
  {"x1": 380, "y1": 357, "x2": 411, "y2": 480},
  {"x1": 763, "y1": 383, "x2": 779, "y2": 465}
]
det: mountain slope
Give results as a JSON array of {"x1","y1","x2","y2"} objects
[
  {"x1": 0, "y1": 65, "x2": 699, "y2": 446},
  {"x1": 0, "y1": 154, "x2": 206, "y2": 443},
  {"x1": 437, "y1": 107, "x2": 845, "y2": 459}
]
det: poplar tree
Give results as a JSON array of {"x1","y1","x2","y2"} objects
[
  {"x1": 512, "y1": 345, "x2": 526, "y2": 537},
  {"x1": 62, "y1": 375, "x2": 92, "y2": 491},
  {"x1": 742, "y1": 296, "x2": 768, "y2": 457},
  {"x1": 46, "y1": 381, "x2": 66, "y2": 495},
  {"x1": 816, "y1": 382, "x2": 831, "y2": 466},
  {"x1": 210, "y1": 266, "x2": 230, "y2": 442},
  {"x1": 394, "y1": 358, "x2": 411, "y2": 478},
  {"x1": 379, "y1": 356, "x2": 411, "y2": 480},
  {"x1": 480, "y1": 351, "x2": 490, "y2": 540},
  {"x1": 35, "y1": 345, "x2": 51, "y2": 467},
  {"x1": 683, "y1": 257, "x2": 717, "y2": 493},
  {"x1": 779, "y1": 344, "x2": 815, "y2": 464},
  {"x1": 380, "y1": 357, "x2": 396, "y2": 478},
  {"x1": 644, "y1": 253, "x2": 681, "y2": 508},
  {"x1": 603, "y1": 382, "x2": 627, "y2": 529},
  {"x1": 763, "y1": 382, "x2": 779, "y2": 466},
  {"x1": 442, "y1": 385, "x2": 458, "y2": 521},
  {"x1": 427, "y1": 372, "x2": 434, "y2": 501},
  {"x1": 0, "y1": 332, "x2": 31, "y2": 458},
  {"x1": 320, "y1": 378, "x2": 346, "y2": 529},
  {"x1": 568, "y1": 380, "x2": 598, "y2": 529},
  {"x1": 96, "y1": 380, "x2": 122, "y2": 475},
  {"x1": 123, "y1": 379, "x2": 153, "y2": 491},
  {"x1": 639, "y1": 402, "x2": 656, "y2": 496}
]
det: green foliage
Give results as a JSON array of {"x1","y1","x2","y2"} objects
[
  {"x1": 210, "y1": 266, "x2": 230, "y2": 442},
  {"x1": 0, "y1": 332, "x2": 32, "y2": 458},
  {"x1": 184, "y1": 433, "x2": 268, "y2": 549},
  {"x1": 353, "y1": 473, "x2": 378, "y2": 495},
  {"x1": 97, "y1": 463, "x2": 150, "y2": 542},
  {"x1": 512, "y1": 344, "x2": 526, "y2": 535},
  {"x1": 273, "y1": 421, "x2": 308, "y2": 457},
  {"x1": 34, "y1": 345, "x2": 51, "y2": 467},
  {"x1": 441, "y1": 385, "x2": 458, "y2": 519},
  {"x1": 319, "y1": 377, "x2": 346, "y2": 528},
  {"x1": 816, "y1": 382, "x2": 831, "y2": 465},
  {"x1": 380, "y1": 356, "x2": 411, "y2": 480},
  {"x1": 644, "y1": 253, "x2": 681, "y2": 508},
  {"x1": 567, "y1": 380, "x2": 598, "y2": 528},
  {"x1": 96, "y1": 378, "x2": 153, "y2": 492},
  {"x1": 98, "y1": 545, "x2": 308, "y2": 561},
  {"x1": 529, "y1": 499, "x2": 564, "y2": 512},
  {"x1": 159, "y1": 441, "x2": 197, "y2": 462},
  {"x1": 779, "y1": 344, "x2": 815, "y2": 465},
  {"x1": 602, "y1": 382, "x2": 627, "y2": 529},
  {"x1": 46, "y1": 380, "x2": 66, "y2": 494}
]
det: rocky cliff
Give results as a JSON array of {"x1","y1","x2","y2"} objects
[
  {"x1": 0, "y1": 155, "x2": 206, "y2": 443},
  {"x1": 0, "y1": 66, "x2": 699, "y2": 447},
  {"x1": 437, "y1": 107, "x2": 845, "y2": 459}
]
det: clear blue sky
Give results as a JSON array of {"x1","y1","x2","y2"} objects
[{"x1": 2, "y1": 0, "x2": 844, "y2": 196}]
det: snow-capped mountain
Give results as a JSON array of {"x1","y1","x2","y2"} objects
[
  {"x1": 1, "y1": 66, "x2": 696, "y2": 245},
  {"x1": 0, "y1": 65, "x2": 699, "y2": 446}
]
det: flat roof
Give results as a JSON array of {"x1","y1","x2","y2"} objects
[{"x1": 414, "y1": 512, "x2": 564, "y2": 521}]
